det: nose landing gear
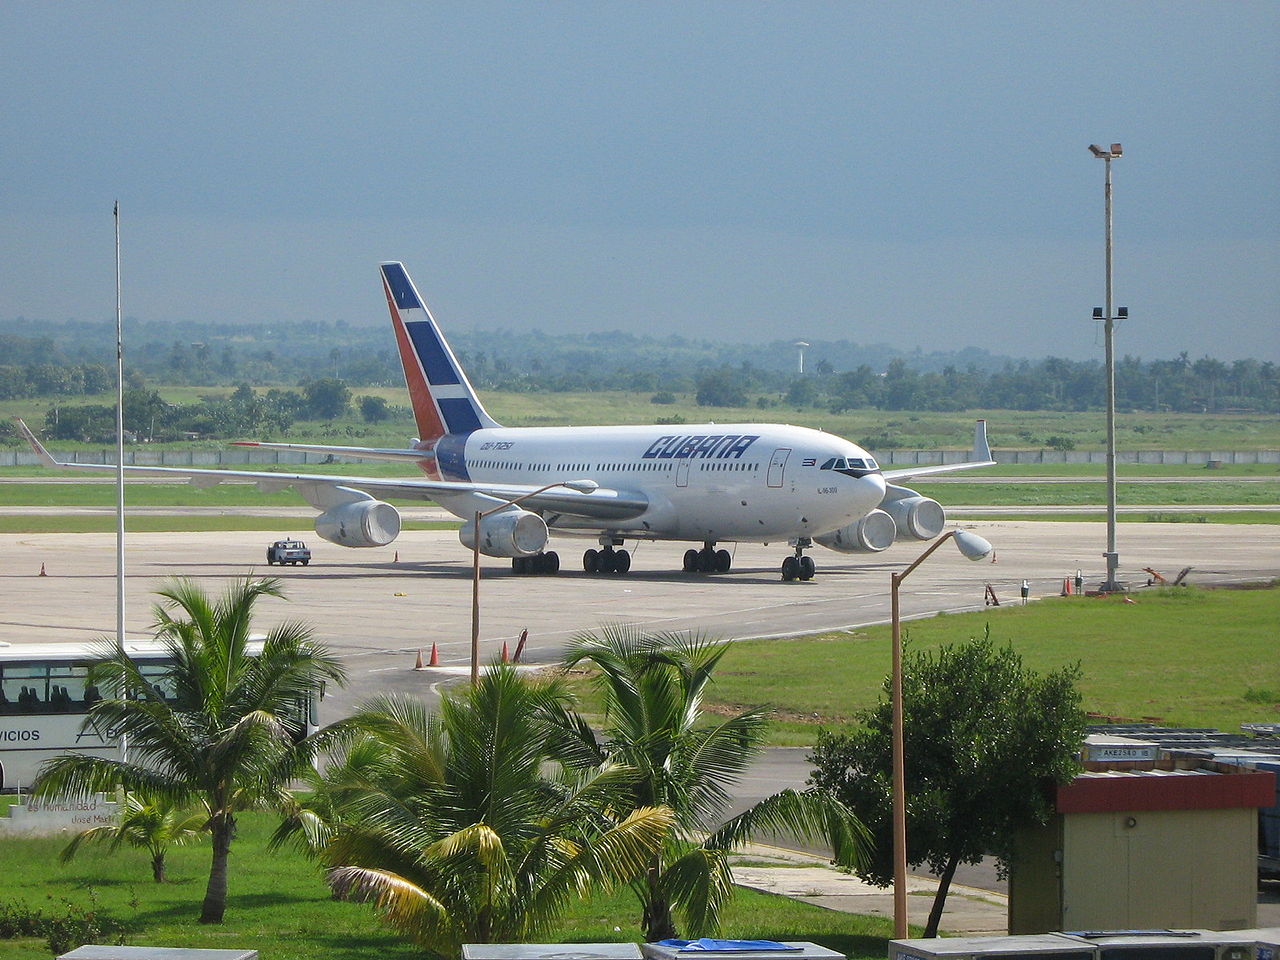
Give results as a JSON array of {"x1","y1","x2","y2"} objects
[{"x1": 781, "y1": 540, "x2": 815, "y2": 582}]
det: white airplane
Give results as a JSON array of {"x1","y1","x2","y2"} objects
[{"x1": 17, "y1": 261, "x2": 995, "y2": 581}]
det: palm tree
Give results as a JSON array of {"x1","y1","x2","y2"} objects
[
  {"x1": 60, "y1": 790, "x2": 207, "y2": 882},
  {"x1": 33, "y1": 576, "x2": 347, "y2": 923},
  {"x1": 290, "y1": 668, "x2": 674, "y2": 955},
  {"x1": 555, "y1": 625, "x2": 867, "y2": 940}
]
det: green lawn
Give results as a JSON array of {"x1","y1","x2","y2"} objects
[
  {"x1": 564, "y1": 586, "x2": 1280, "y2": 746},
  {"x1": 910, "y1": 479, "x2": 1276, "y2": 507},
  {"x1": 0, "y1": 811, "x2": 895, "y2": 960}
]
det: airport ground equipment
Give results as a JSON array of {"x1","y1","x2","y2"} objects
[{"x1": 265, "y1": 539, "x2": 311, "y2": 565}]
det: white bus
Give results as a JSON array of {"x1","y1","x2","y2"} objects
[{"x1": 0, "y1": 639, "x2": 322, "y2": 792}]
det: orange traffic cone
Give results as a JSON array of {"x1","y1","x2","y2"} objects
[
  {"x1": 429, "y1": 642, "x2": 440, "y2": 667},
  {"x1": 38, "y1": 563, "x2": 47, "y2": 577},
  {"x1": 414, "y1": 649, "x2": 425, "y2": 670},
  {"x1": 501, "y1": 641, "x2": 510, "y2": 663}
]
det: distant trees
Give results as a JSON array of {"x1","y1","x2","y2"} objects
[
  {"x1": 0, "y1": 315, "x2": 1275, "y2": 414},
  {"x1": 358, "y1": 394, "x2": 390, "y2": 422},
  {"x1": 695, "y1": 368, "x2": 747, "y2": 407},
  {"x1": 301, "y1": 378, "x2": 351, "y2": 420}
]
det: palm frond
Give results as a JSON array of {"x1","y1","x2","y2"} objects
[
  {"x1": 660, "y1": 846, "x2": 736, "y2": 936},
  {"x1": 327, "y1": 866, "x2": 455, "y2": 947},
  {"x1": 702, "y1": 787, "x2": 870, "y2": 870}
]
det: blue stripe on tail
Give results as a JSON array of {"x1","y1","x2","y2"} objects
[
  {"x1": 383, "y1": 263, "x2": 422, "y2": 310},
  {"x1": 439, "y1": 398, "x2": 483, "y2": 435},
  {"x1": 405, "y1": 322, "x2": 461, "y2": 386}
]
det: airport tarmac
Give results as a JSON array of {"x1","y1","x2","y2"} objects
[{"x1": 1, "y1": 520, "x2": 1277, "y2": 716}]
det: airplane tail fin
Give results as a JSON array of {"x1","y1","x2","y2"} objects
[
  {"x1": 973, "y1": 419, "x2": 991, "y2": 462},
  {"x1": 379, "y1": 262, "x2": 500, "y2": 443}
]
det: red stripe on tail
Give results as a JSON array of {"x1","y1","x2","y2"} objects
[{"x1": 384, "y1": 278, "x2": 446, "y2": 444}]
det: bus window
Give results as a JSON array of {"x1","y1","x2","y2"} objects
[
  {"x1": 49, "y1": 663, "x2": 89, "y2": 706},
  {"x1": 2, "y1": 664, "x2": 49, "y2": 714},
  {"x1": 137, "y1": 663, "x2": 176, "y2": 701}
]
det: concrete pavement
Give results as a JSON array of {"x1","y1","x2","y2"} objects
[{"x1": 730, "y1": 843, "x2": 1008, "y2": 937}]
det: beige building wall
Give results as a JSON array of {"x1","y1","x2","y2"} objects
[
  {"x1": 1012, "y1": 807, "x2": 1257, "y2": 933},
  {"x1": 1061, "y1": 808, "x2": 1256, "y2": 931}
]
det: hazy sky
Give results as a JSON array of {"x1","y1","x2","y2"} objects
[{"x1": 2, "y1": 2, "x2": 1276, "y2": 362}]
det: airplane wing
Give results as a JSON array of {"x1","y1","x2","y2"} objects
[
  {"x1": 14, "y1": 419, "x2": 646, "y2": 522},
  {"x1": 230, "y1": 440, "x2": 436, "y2": 465},
  {"x1": 879, "y1": 419, "x2": 996, "y2": 482}
]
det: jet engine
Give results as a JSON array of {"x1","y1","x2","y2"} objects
[
  {"x1": 315, "y1": 500, "x2": 401, "y2": 547},
  {"x1": 881, "y1": 495, "x2": 946, "y2": 541},
  {"x1": 459, "y1": 508, "x2": 548, "y2": 558},
  {"x1": 814, "y1": 508, "x2": 897, "y2": 553}
]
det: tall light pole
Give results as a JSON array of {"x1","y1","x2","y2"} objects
[
  {"x1": 1089, "y1": 143, "x2": 1127, "y2": 593},
  {"x1": 470, "y1": 479, "x2": 597, "y2": 683},
  {"x1": 890, "y1": 528, "x2": 994, "y2": 938}
]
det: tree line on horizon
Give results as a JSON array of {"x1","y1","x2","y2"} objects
[{"x1": 0, "y1": 318, "x2": 1276, "y2": 420}]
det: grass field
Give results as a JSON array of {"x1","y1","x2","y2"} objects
[
  {"x1": 5, "y1": 388, "x2": 1280, "y2": 451},
  {"x1": 563, "y1": 586, "x2": 1280, "y2": 746},
  {"x1": 0, "y1": 810, "x2": 894, "y2": 960}
]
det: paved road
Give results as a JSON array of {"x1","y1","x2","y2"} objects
[{"x1": 2, "y1": 520, "x2": 1277, "y2": 716}]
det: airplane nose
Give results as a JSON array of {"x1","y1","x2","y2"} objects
[{"x1": 854, "y1": 472, "x2": 887, "y2": 511}]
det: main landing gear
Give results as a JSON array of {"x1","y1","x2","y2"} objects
[
  {"x1": 683, "y1": 543, "x2": 732, "y2": 574},
  {"x1": 583, "y1": 545, "x2": 631, "y2": 575},
  {"x1": 780, "y1": 540, "x2": 816, "y2": 582},
  {"x1": 512, "y1": 551, "x2": 559, "y2": 575}
]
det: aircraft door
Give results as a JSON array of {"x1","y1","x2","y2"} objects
[
  {"x1": 767, "y1": 448, "x2": 791, "y2": 488},
  {"x1": 675, "y1": 460, "x2": 690, "y2": 487}
]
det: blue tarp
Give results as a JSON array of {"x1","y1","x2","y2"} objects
[{"x1": 655, "y1": 941, "x2": 799, "y2": 952}]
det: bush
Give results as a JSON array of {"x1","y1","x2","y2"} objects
[
  {"x1": 0, "y1": 893, "x2": 128, "y2": 955},
  {"x1": 650, "y1": 391, "x2": 677, "y2": 405}
]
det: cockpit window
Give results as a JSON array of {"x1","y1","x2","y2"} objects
[
  {"x1": 820, "y1": 458, "x2": 837, "y2": 470},
  {"x1": 847, "y1": 458, "x2": 865, "y2": 469},
  {"x1": 865, "y1": 458, "x2": 878, "y2": 470}
]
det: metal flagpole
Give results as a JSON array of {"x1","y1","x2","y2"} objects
[{"x1": 114, "y1": 201, "x2": 127, "y2": 763}]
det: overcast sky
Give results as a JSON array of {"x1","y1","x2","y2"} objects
[{"x1": 2, "y1": 2, "x2": 1276, "y2": 362}]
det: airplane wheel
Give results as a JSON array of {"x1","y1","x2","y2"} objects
[
  {"x1": 302, "y1": 559, "x2": 309, "y2": 566},
  {"x1": 544, "y1": 551, "x2": 560, "y2": 574},
  {"x1": 781, "y1": 556, "x2": 799, "y2": 581},
  {"x1": 512, "y1": 556, "x2": 526, "y2": 574},
  {"x1": 799, "y1": 556, "x2": 815, "y2": 580},
  {"x1": 583, "y1": 549, "x2": 599, "y2": 574},
  {"x1": 698, "y1": 548, "x2": 716, "y2": 573},
  {"x1": 682, "y1": 548, "x2": 699, "y2": 573},
  {"x1": 715, "y1": 549, "x2": 732, "y2": 573},
  {"x1": 613, "y1": 549, "x2": 631, "y2": 574}
]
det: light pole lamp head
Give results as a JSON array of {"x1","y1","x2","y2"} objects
[
  {"x1": 1089, "y1": 144, "x2": 1106, "y2": 157},
  {"x1": 1089, "y1": 143, "x2": 1122, "y2": 159},
  {"x1": 951, "y1": 529, "x2": 994, "y2": 561},
  {"x1": 1110, "y1": 143, "x2": 1123, "y2": 157}
]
